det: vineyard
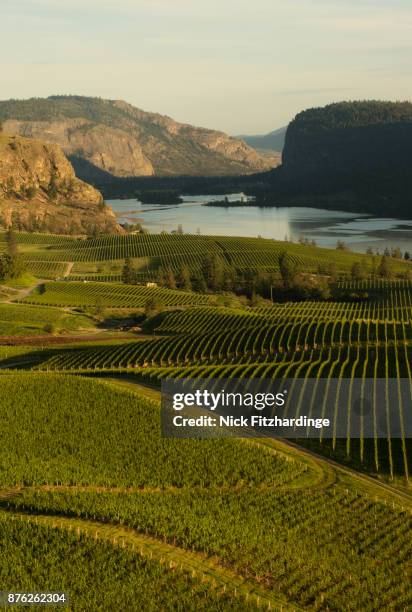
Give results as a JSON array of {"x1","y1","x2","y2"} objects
[
  {"x1": 0, "y1": 514, "x2": 250, "y2": 611},
  {"x1": 0, "y1": 373, "x2": 410, "y2": 610},
  {"x1": 21, "y1": 281, "x2": 214, "y2": 308},
  {"x1": 2, "y1": 231, "x2": 410, "y2": 282},
  {"x1": 1, "y1": 229, "x2": 412, "y2": 609},
  {"x1": 0, "y1": 280, "x2": 405, "y2": 482}
]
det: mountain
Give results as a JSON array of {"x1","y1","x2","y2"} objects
[
  {"x1": 0, "y1": 132, "x2": 120, "y2": 234},
  {"x1": 281, "y1": 101, "x2": 412, "y2": 180},
  {"x1": 0, "y1": 96, "x2": 276, "y2": 184},
  {"x1": 238, "y1": 126, "x2": 286, "y2": 154},
  {"x1": 254, "y1": 101, "x2": 412, "y2": 215}
]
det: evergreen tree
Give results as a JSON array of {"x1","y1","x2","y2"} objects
[
  {"x1": 178, "y1": 265, "x2": 192, "y2": 291},
  {"x1": 145, "y1": 297, "x2": 164, "y2": 318},
  {"x1": 0, "y1": 253, "x2": 26, "y2": 280},
  {"x1": 378, "y1": 255, "x2": 392, "y2": 278},
  {"x1": 6, "y1": 227, "x2": 18, "y2": 258},
  {"x1": 122, "y1": 258, "x2": 134, "y2": 284},
  {"x1": 165, "y1": 268, "x2": 176, "y2": 290},
  {"x1": 192, "y1": 273, "x2": 208, "y2": 293},
  {"x1": 278, "y1": 251, "x2": 298, "y2": 289},
  {"x1": 202, "y1": 254, "x2": 225, "y2": 290},
  {"x1": 351, "y1": 261, "x2": 367, "y2": 281}
]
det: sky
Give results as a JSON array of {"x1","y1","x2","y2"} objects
[{"x1": 2, "y1": 0, "x2": 411, "y2": 134}]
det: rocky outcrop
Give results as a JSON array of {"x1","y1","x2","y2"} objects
[
  {"x1": 4, "y1": 119, "x2": 154, "y2": 177},
  {"x1": 250, "y1": 101, "x2": 412, "y2": 216},
  {"x1": 0, "y1": 96, "x2": 276, "y2": 181},
  {"x1": 0, "y1": 133, "x2": 121, "y2": 234},
  {"x1": 280, "y1": 101, "x2": 412, "y2": 189}
]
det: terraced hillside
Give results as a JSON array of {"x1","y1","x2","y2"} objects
[
  {"x1": 2, "y1": 278, "x2": 411, "y2": 482},
  {"x1": 2, "y1": 231, "x2": 410, "y2": 281}
]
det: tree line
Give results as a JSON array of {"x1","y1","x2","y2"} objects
[
  {"x1": 121, "y1": 249, "x2": 404, "y2": 318},
  {"x1": 0, "y1": 228, "x2": 27, "y2": 281}
]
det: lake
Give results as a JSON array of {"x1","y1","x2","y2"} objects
[{"x1": 108, "y1": 194, "x2": 412, "y2": 255}]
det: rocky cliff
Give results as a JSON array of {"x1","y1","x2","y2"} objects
[
  {"x1": 0, "y1": 133, "x2": 120, "y2": 234},
  {"x1": 0, "y1": 96, "x2": 275, "y2": 182},
  {"x1": 280, "y1": 101, "x2": 412, "y2": 189},
  {"x1": 249, "y1": 101, "x2": 412, "y2": 216}
]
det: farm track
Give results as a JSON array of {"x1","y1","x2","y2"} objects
[
  {"x1": 2, "y1": 279, "x2": 47, "y2": 305},
  {"x1": 64, "y1": 262, "x2": 74, "y2": 278},
  {"x1": 0, "y1": 487, "x2": 299, "y2": 611}
]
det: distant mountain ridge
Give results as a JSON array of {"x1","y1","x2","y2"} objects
[
  {"x1": 0, "y1": 96, "x2": 276, "y2": 183},
  {"x1": 238, "y1": 126, "x2": 286, "y2": 153}
]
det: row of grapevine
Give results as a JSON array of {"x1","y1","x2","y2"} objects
[
  {"x1": 4, "y1": 478, "x2": 412, "y2": 611},
  {"x1": 26, "y1": 260, "x2": 68, "y2": 279},
  {"x1": 21, "y1": 282, "x2": 213, "y2": 308},
  {"x1": 10, "y1": 231, "x2": 409, "y2": 276}
]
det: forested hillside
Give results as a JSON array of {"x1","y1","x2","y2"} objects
[{"x1": 252, "y1": 101, "x2": 412, "y2": 216}]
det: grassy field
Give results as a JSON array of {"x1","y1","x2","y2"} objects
[{"x1": 0, "y1": 303, "x2": 94, "y2": 336}]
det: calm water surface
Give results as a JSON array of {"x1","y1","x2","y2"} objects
[{"x1": 108, "y1": 194, "x2": 412, "y2": 254}]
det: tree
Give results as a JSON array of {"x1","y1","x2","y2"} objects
[
  {"x1": 156, "y1": 268, "x2": 166, "y2": 287},
  {"x1": 0, "y1": 254, "x2": 11, "y2": 280},
  {"x1": 165, "y1": 268, "x2": 176, "y2": 290},
  {"x1": 351, "y1": 261, "x2": 367, "y2": 281},
  {"x1": 6, "y1": 227, "x2": 18, "y2": 258},
  {"x1": 48, "y1": 169, "x2": 58, "y2": 200},
  {"x1": 44, "y1": 323, "x2": 56, "y2": 334},
  {"x1": 404, "y1": 251, "x2": 410, "y2": 261},
  {"x1": 202, "y1": 254, "x2": 225, "y2": 290},
  {"x1": 93, "y1": 296, "x2": 106, "y2": 319},
  {"x1": 278, "y1": 251, "x2": 298, "y2": 289},
  {"x1": 122, "y1": 258, "x2": 134, "y2": 284},
  {"x1": 178, "y1": 265, "x2": 192, "y2": 291},
  {"x1": 145, "y1": 297, "x2": 164, "y2": 318},
  {"x1": 336, "y1": 240, "x2": 349, "y2": 251},
  {"x1": 9, "y1": 255, "x2": 26, "y2": 279},
  {"x1": 25, "y1": 185, "x2": 37, "y2": 199},
  {"x1": 0, "y1": 253, "x2": 26, "y2": 281},
  {"x1": 317, "y1": 262, "x2": 338, "y2": 281},
  {"x1": 378, "y1": 255, "x2": 392, "y2": 278},
  {"x1": 222, "y1": 267, "x2": 235, "y2": 292},
  {"x1": 192, "y1": 273, "x2": 208, "y2": 293}
]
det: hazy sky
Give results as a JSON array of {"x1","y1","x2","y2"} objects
[{"x1": 2, "y1": 0, "x2": 411, "y2": 134}]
